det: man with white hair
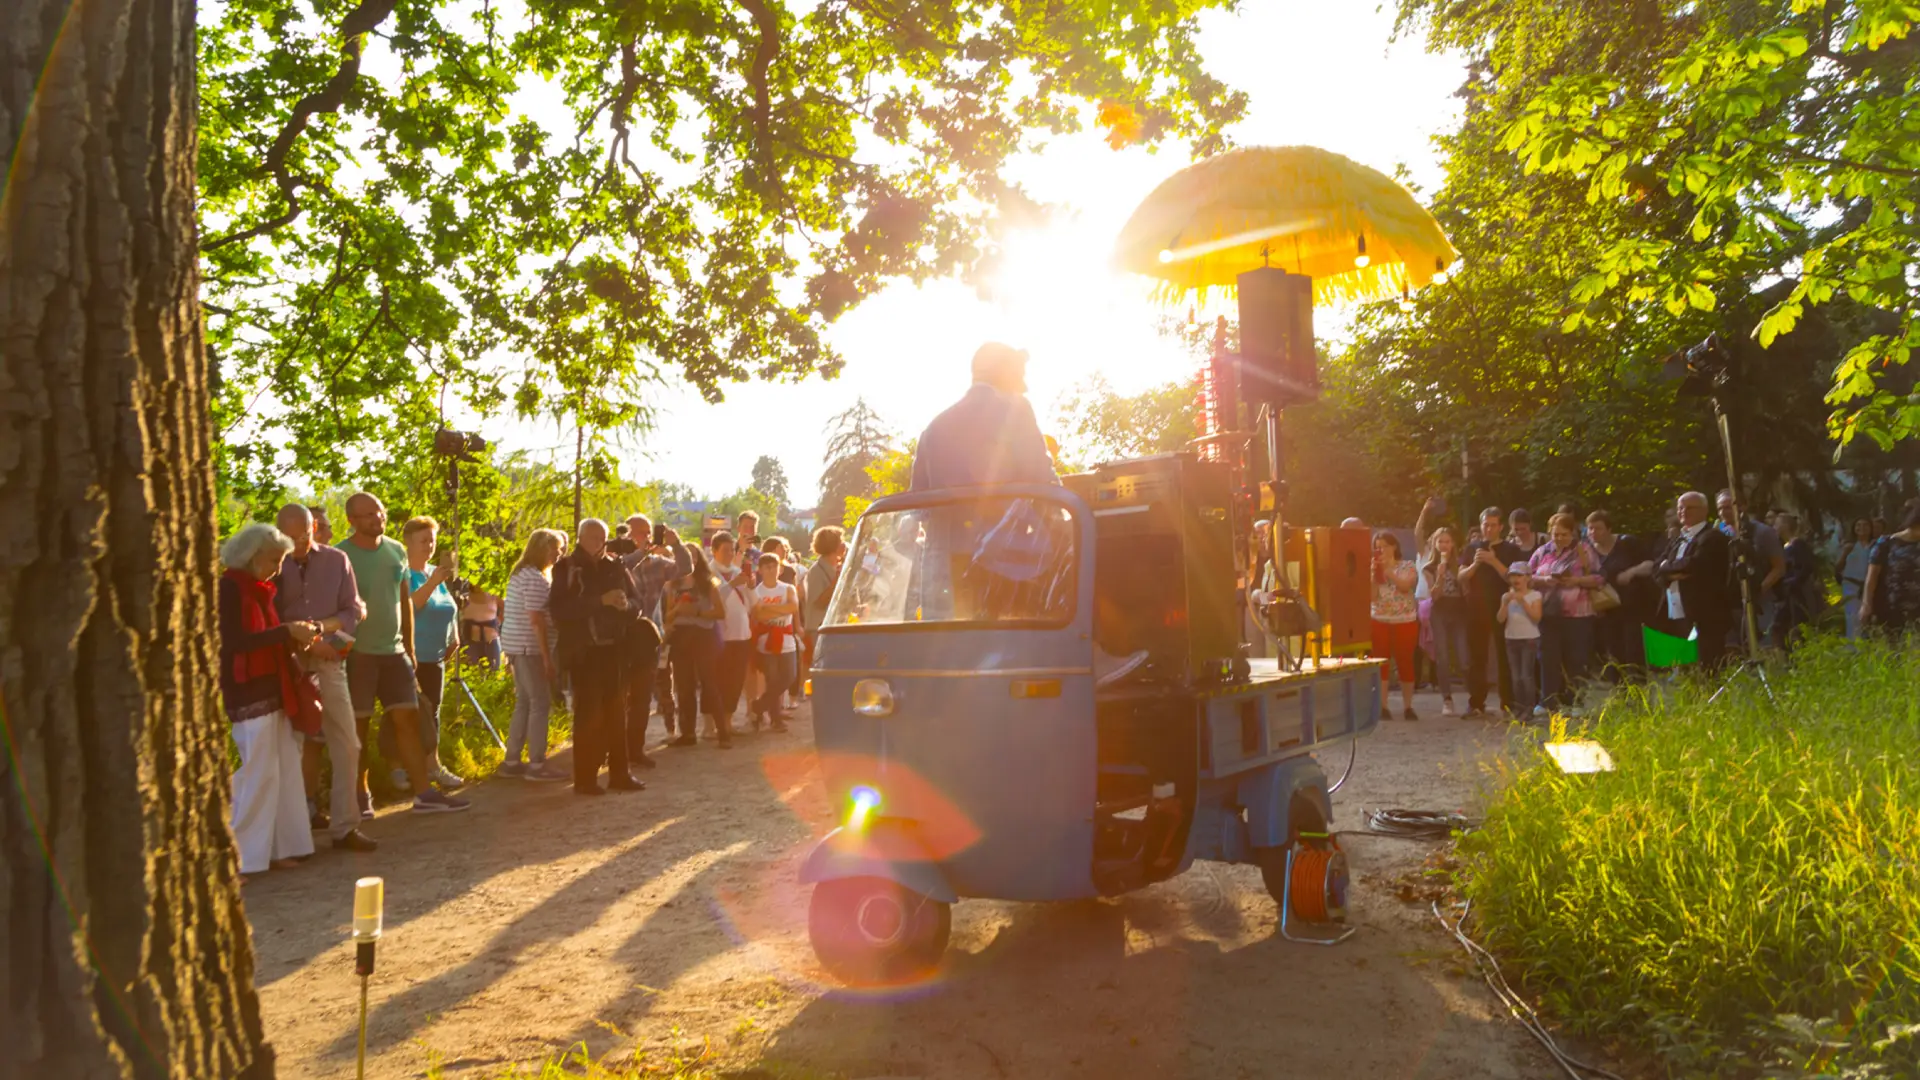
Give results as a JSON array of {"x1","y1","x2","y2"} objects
[
  {"x1": 909, "y1": 342, "x2": 1058, "y2": 491},
  {"x1": 1656, "y1": 490, "x2": 1733, "y2": 670},
  {"x1": 273, "y1": 503, "x2": 377, "y2": 851},
  {"x1": 552, "y1": 518, "x2": 652, "y2": 791}
]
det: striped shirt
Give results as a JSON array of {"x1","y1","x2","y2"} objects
[{"x1": 501, "y1": 566, "x2": 553, "y2": 656}]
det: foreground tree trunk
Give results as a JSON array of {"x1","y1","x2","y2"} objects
[{"x1": 1, "y1": 0, "x2": 274, "y2": 1076}]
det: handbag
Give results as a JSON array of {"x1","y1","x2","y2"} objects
[
  {"x1": 1591, "y1": 582, "x2": 1622, "y2": 613},
  {"x1": 290, "y1": 662, "x2": 325, "y2": 737}
]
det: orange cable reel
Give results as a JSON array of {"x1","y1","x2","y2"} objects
[{"x1": 1288, "y1": 832, "x2": 1350, "y2": 924}]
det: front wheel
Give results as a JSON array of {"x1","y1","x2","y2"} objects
[{"x1": 808, "y1": 876, "x2": 951, "y2": 986}]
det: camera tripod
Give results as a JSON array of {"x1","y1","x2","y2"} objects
[
  {"x1": 443, "y1": 454, "x2": 505, "y2": 749},
  {"x1": 1706, "y1": 397, "x2": 1776, "y2": 705}
]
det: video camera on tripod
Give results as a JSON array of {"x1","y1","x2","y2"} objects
[
  {"x1": 432, "y1": 428, "x2": 488, "y2": 603},
  {"x1": 1660, "y1": 332, "x2": 1764, "y2": 654}
]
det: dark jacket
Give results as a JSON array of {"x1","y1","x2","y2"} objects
[
  {"x1": 1657, "y1": 525, "x2": 1732, "y2": 629},
  {"x1": 550, "y1": 549, "x2": 650, "y2": 663},
  {"x1": 910, "y1": 383, "x2": 1058, "y2": 491},
  {"x1": 218, "y1": 574, "x2": 293, "y2": 723}
]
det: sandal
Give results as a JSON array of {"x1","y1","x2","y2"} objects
[{"x1": 1402, "y1": 708, "x2": 1419, "y2": 722}]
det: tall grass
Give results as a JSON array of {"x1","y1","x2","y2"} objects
[{"x1": 1459, "y1": 638, "x2": 1920, "y2": 1076}]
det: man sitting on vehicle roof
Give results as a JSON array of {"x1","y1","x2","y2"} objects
[{"x1": 910, "y1": 342, "x2": 1059, "y2": 491}]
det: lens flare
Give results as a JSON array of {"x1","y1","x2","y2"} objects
[{"x1": 848, "y1": 785, "x2": 882, "y2": 829}]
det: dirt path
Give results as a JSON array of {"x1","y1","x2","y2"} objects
[{"x1": 247, "y1": 690, "x2": 1559, "y2": 1079}]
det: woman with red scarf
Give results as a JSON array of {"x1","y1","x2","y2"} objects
[{"x1": 220, "y1": 523, "x2": 321, "y2": 878}]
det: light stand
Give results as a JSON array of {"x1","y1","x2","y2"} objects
[
  {"x1": 1708, "y1": 398, "x2": 1764, "y2": 657},
  {"x1": 352, "y1": 876, "x2": 383, "y2": 1080}
]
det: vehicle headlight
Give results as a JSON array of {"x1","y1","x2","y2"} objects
[{"x1": 852, "y1": 678, "x2": 895, "y2": 717}]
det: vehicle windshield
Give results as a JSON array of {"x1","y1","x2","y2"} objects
[{"x1": 823, "y1": 497, "x2": 1078, "y2": 628}]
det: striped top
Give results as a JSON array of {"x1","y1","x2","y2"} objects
[{"x1": 501, "y1": 566, "x2": 553, "y2": 656}]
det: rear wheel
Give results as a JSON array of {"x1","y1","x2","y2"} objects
[{"x1": 808, "y1": 876, "x2": 951, "y2": 986}]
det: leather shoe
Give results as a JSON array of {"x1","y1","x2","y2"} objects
[
  {"x1": 632, "y1": 753, "x2": 658, "y2": 770},
  {"x1": 574, "y1": 785, "x2": 605, "y2": 797},
  {"x1": 608, "y1": 776, "x2": 647, "y2": 792},
  {"x1": 333, "y1": 829, "x2": 378, "y2": 853}
]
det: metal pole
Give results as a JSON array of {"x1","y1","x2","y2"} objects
[
  {"x1": 356, "y1": 973, "x2": 369, "y2": 1080},
  {"x1": 1712, "y1": 401, "x2": 1762, "y2": 655}
]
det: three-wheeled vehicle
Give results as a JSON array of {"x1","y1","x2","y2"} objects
[{"x1": 800, "y1": 472, "x2": 1380, "y2": 985}]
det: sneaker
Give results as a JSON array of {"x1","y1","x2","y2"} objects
[
  {"x1": 333, "y1": 828, "x2": 379, "y2": 852},
  {"x1": 411, "y1": 789, "x2": 471, "y2": 813},
  {"x1": 432, "y1": 766, "x2": 466, "y2": 790},
  {"x1": 1380, "y1": 706, "x2": 1392, "y2": 722},
  {"x1": 497, "y1": 761, "x2": 528, "y2": 779},
  {"x1": 358, "y1": 790, "x2": 374, "y2": 821},
  {"x1": 1441, "y1": 700, "x2": 1456, "y2": 718},
  {"x1": 524, "y1": 762, "x2": 569, "y2": 783}
]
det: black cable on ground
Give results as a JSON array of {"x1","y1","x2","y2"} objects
[
  {"x1": 1432, "y1": 901, "x2": 1624, "y2": 1080},
  {"x1": 1339, "y1": 808, "x2": 1474, "y2": 840}
]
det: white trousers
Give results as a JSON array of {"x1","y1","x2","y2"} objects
[
  {"x1": 307, "y1": 658, "x2": 360, "y2": 838},
  {"x1": 231, "y1": 711, "x2": 315, "y2": 873}
]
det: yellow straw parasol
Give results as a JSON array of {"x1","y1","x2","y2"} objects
[{"x1": 1113, "y1": 145, "x2": 1458, "y2": 306}]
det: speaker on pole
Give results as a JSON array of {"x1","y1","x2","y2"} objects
[{"x1": 1237, "y1": 268, "x2": 1317, "y2": 406}]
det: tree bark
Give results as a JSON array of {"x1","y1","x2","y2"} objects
[{"x1": 1, "y1": 0, "x2": 274, "y2": 1076}]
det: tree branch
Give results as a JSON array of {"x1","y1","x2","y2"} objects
[
  {"x1": 202, "y1": 0, "x2": 400, "y2": 251},
  {"x1": 737, "y1": 0, "x2": 783, "y2": 195}
]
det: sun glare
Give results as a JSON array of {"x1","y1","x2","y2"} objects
[{"x1": 982, "y1": 220, "x2": 1196, "y2": 409}]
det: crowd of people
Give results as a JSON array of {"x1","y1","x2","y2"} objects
[
  {"x1": 1350, "y1": 490, "x2": 1920, "y2": 722},
  {"x1": 215, "y1": 495, "x2": 848, "y2": 880}
]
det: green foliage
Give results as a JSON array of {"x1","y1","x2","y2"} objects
[
  {"x1": 1055, "y1": 373, "x2": 1199, "y2": 463},
  {"x1": 1347, "y1": 0, "x2": 1920, "y2": 533},
  {"x1": 198, "y1": 0, "x2": 1248, "y2": 501},
  {"x1": 1458, "y1": 638, "x2": 1920, "y2": 1076},
  {"x1": 842, "y1": 441, "x2": 914, "y2": 526},
  {"x1": 1398, "y1": 0, "x2": 1920, "y2": 451},
  {"x1": 710, "y1": 486, "x2": 779, "y2": 533},
  {"x1": 749, "y1": 455, "x2": 789, "y2": 511}
]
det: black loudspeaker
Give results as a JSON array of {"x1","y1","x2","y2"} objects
[
  {"x1": 1237, "y1": 267, "x2": 1317, "y2": 405},
  {"x1": 1064, "y1": 455, "x2": 1238, "y2": 684}
]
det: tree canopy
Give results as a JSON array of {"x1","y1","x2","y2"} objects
[
  {"x1": 199, "y1": 0, "x2": 1247, "y2": 505},
  {"x1": 1326, "y1": 0, "x2": 1920, "y2": 533},
  {"x1": 1395, "y1": 0, "x2": 1920, "y2": 450},
  {"x1": 750, "y1": 454, "x2": 790, "y2": 510},
  {"x1": 818, "y1": 396, "x2": 896, "y2": 527}
]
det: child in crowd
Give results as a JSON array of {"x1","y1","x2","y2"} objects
[
  {"x1": 1498, "y1": 562, "x2": 1543, "y2": 717},
  {"x1": 748, "y1": 553, "x2": 800, "y2": 731}
]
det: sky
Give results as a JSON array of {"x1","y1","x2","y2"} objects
[{"x1": 488, "y1": 2, "x2": 1467, "y2": 510}]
